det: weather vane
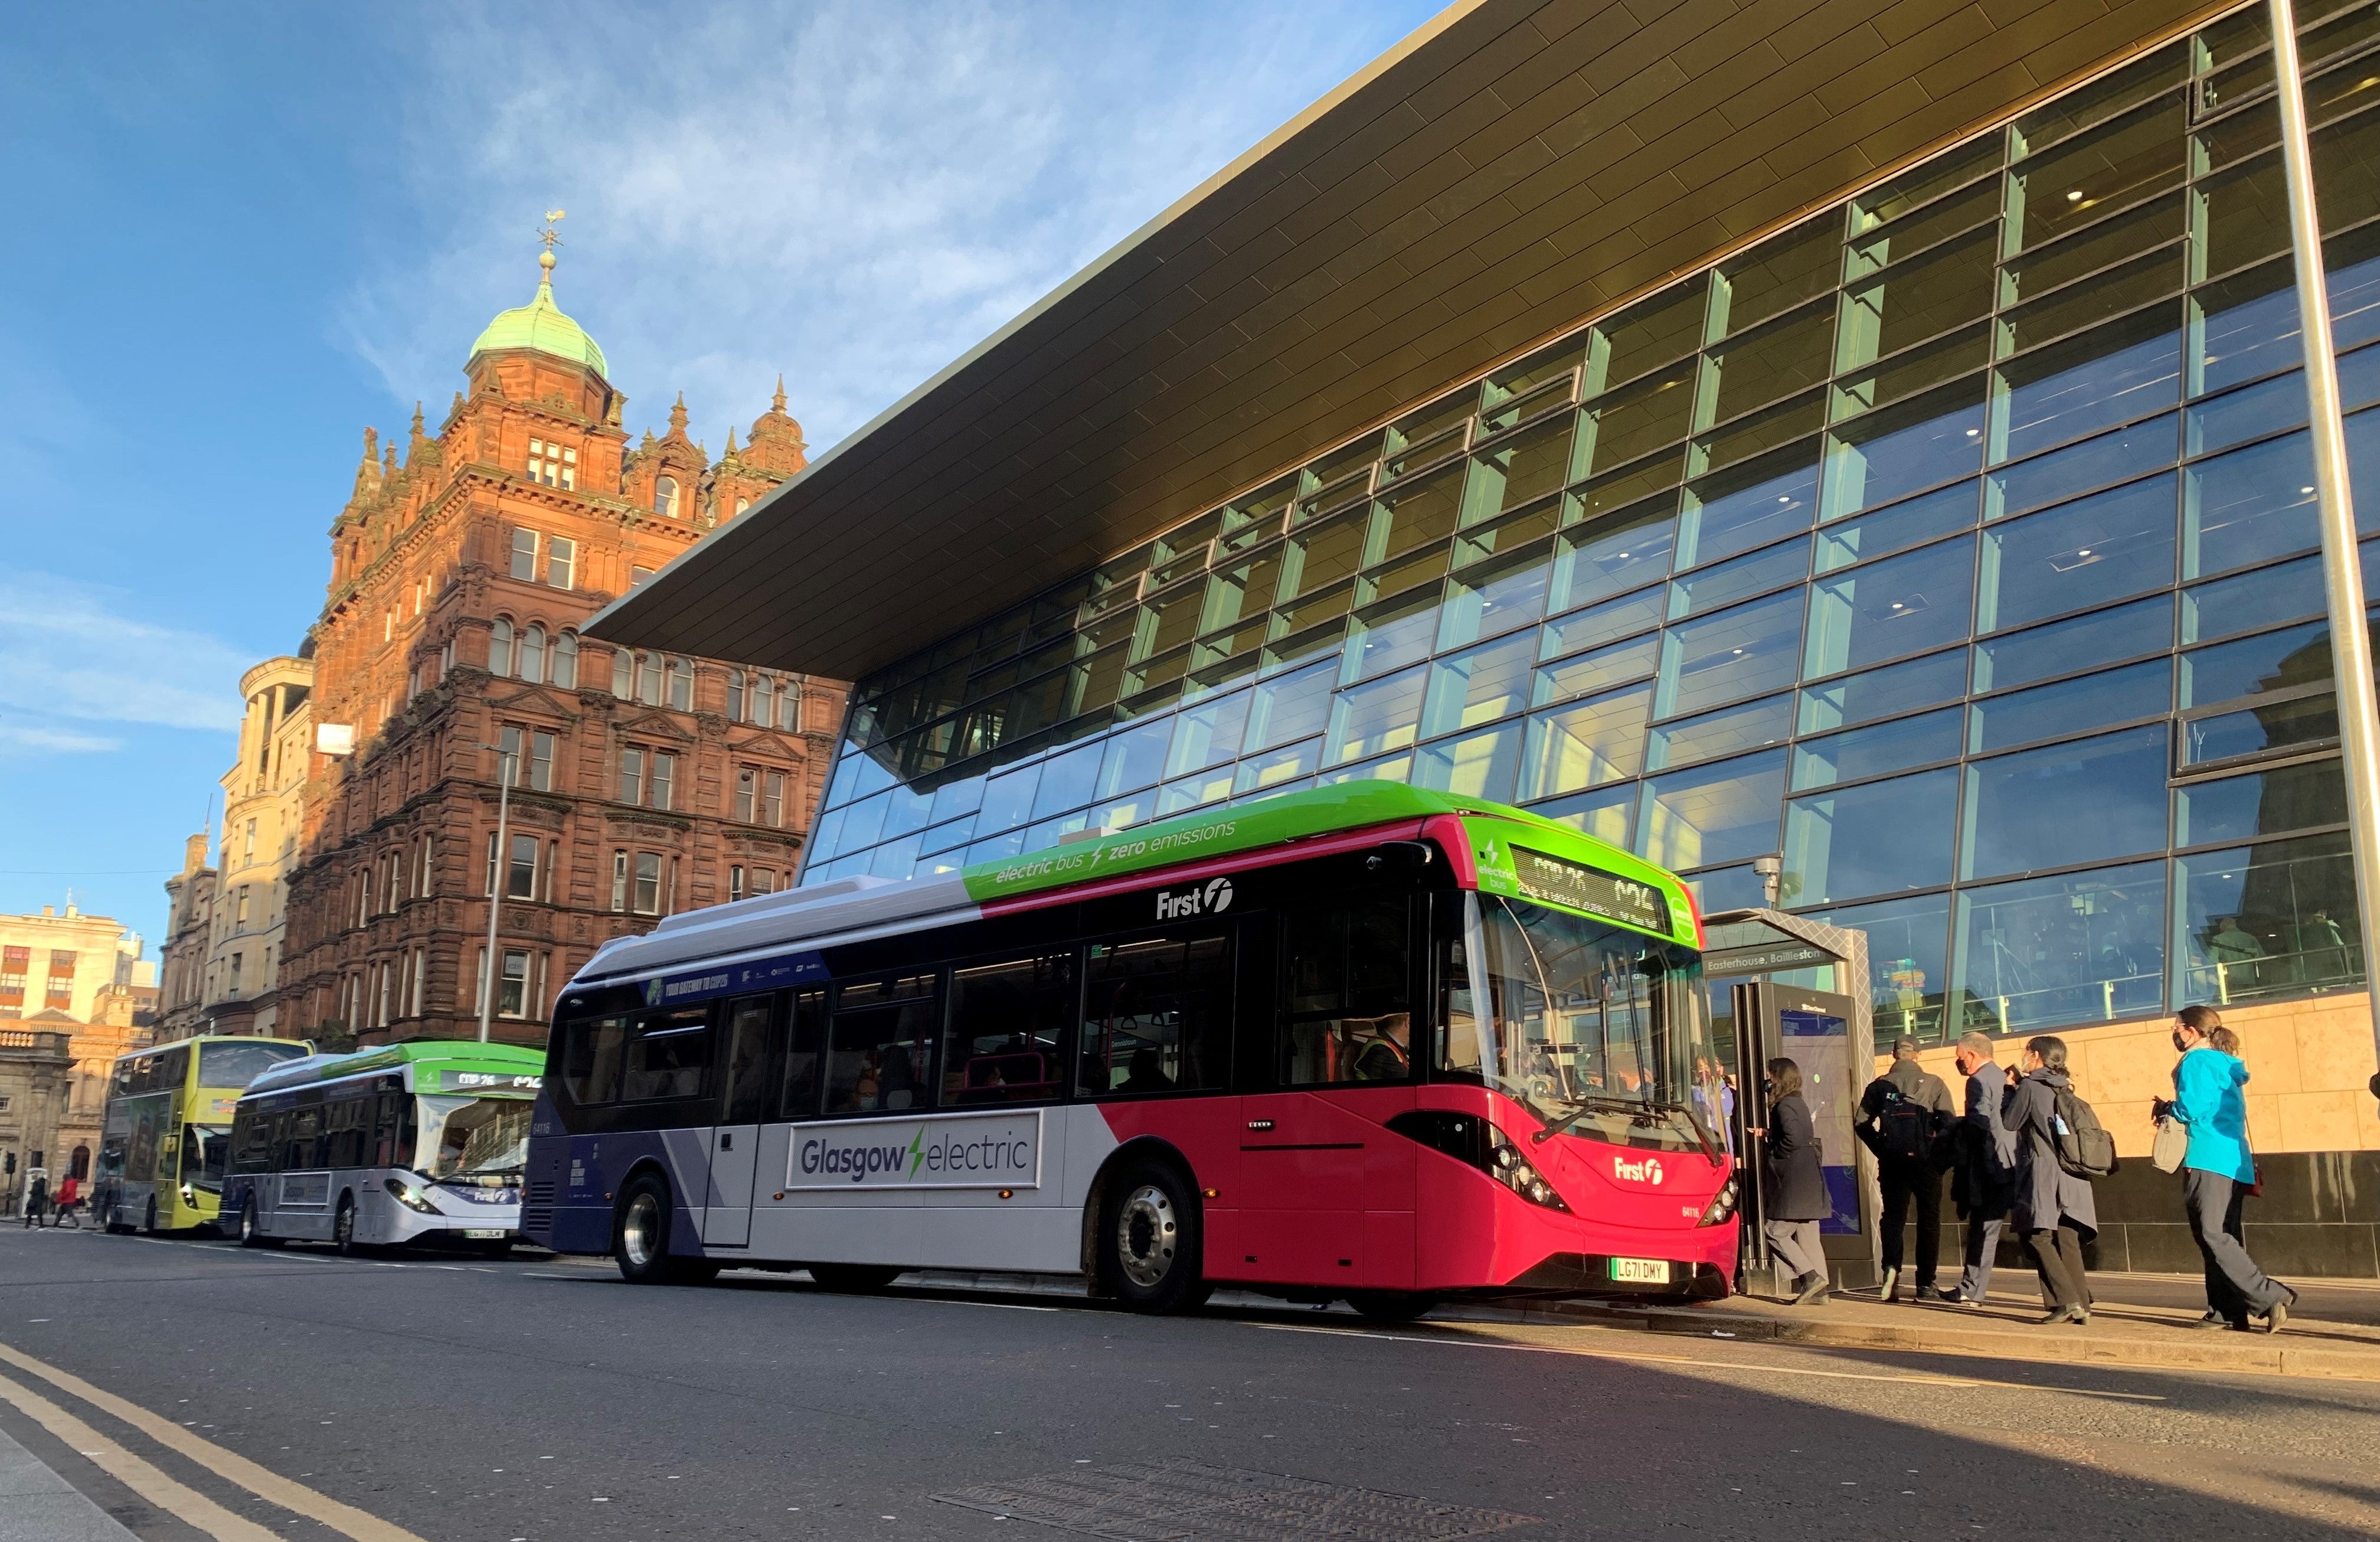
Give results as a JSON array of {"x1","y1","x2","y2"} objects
[{"x1": 539, "y1": 210, "x2": 565, "y2": 252}]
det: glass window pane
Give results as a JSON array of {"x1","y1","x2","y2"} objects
[
  {"x1": 1951, "y1": 862, "x2": 2167, "y2": 1034},
  {"x1": 1437, "y1": 542, "x2": 1552, "y2": 648},
  {"x1": 1972, "y1": 593, "x2": 2172, "y2": 691},
  {"x1": 1235, "y1": 737, "x2": 1322, "y2": 793},
  {"x1": 1986, "y1": 413, "x2": 2176, "y2": 521},
  {"x1": 2191, "y1": 257, "x2": 2300, "y2": 394},
  {"x1": 1243, "y1": 661, "x2": 1338, "y2": 753},
  {"x1": 2201, "y1": 149, "x2": 2291, "y2": 277},
  {"x1": 1541, "y1": 585, "x2": 1665, "y2": 662},
  {"x1": 1526, "y1": 782, "x2": 1636, "y2": 847},
  {"x1": 1814, "y1": 480, "x2": 1977, "y2": 573},
  {"x1": 839, "y1": 790, "x2": 891, "y2": 851},
  {"x1": 2006, "y1": 97, "x2": 2186, "y2": 255},
  {"x1": 940, "y1": 953, "x2": 1071, "y2": 1106},
  {"x1": 1976, "y1": 475, "x2": 2177, "y2": 634},
  {"x1": 1992, "y1": 306, "x2": 2183, "y2": 461},
  {"x1": 1822, "y1": 376, "x2": 1988, "y2": 519},
  {"x1": 1791, "y1": 706, "x2": 1963, "y2": 790},
  {"x1": 1534, "y1": 633, "x2": 1659, "y2": 707},
  {"x1": 1847, "y1": 175, "x2": 1998, "y2": 279},
  {"x1": 1799, "y1": 646, "x2": 1968, "y2": 733},
  {"x1": 880, "y1": 784, "x2": 936, "y2": 841},
  {"x1": 1999, "y1": 249, "x2": 2183, "y2": 356},
  {"x1": 1421, "y1": 632, "x2": 1536, "y2": 738},
  {"x1": 1411, "y1": 720, "x2": 1521, "y2": 802},
  {"x1": 1646, "y1": 693, "x2": 1791, "y2": 771},
  {"x1": 2014, "y1": 44, "x2": 2184, "y2": 156},
  {"x1": 1373, "y1": 464, "x2": 1465, "y2": 567},
  {"x1": 1582, "y1": 361, "x2": 1698, "y2": 475},
  {"x1": 2184, "y1": 429, "x2": 2319, "y2": 577},
  {"x1": 1204, "y1": 544, "x2": 1284, "y2": 633},
  {"x1": 1095, "y1": 717, "x2": 1174, "y2": 799},
  {"x1": 1328, "y1": 665, "x2": 1427, "y2": 764},
  {"x1": 1078, "y1": 932, "x2": 1231, "y2": 1097},
  {"x1": 2174, "y1": 756, "x2": 2348, "y2": 847},
  {"x1": 1157, "y1": 764, "x2": 1236, "y2": 815},
  {"x1": 2180, "y1": 551, "x2": 2322, "y2": 643},
  {"x1": 1812, "y1": 892, "x2": 1954, "y2": 1044},
  {"x1": 1289, "y1": 511, "x2": 1369, "y2": 596},
  {"x1": 1467, "y1": 417, "x2": 1576, "y2": 519},
  {"x1": 1634, "y1": 749, "x2": 1788, "y2": 873},
  {"x1": 1709, "y1": 300, "x2": 1835, "y2": 422},
  {"x1": 1969, "y1": 658, "x2": 2170, "y2": 752},
  {"x1": 1167, "y1": 689, "x2": 1253, "y2": 774},
  {"x1": 1679, "y1": 445, "x2": 1819, "y2": 567},
  {"x1": 1456, "y1": 499, "x2": 1563, "y2": 563},
  {"x1": 1670, "y1": 534, "x2": 1810, "y2": 619},
  {"x1": 1852, "y1": 135, "x2": 2001, "y2": 234},
  {"x1": 2185, "y1": 370, "x2": 2306, "y2": 457},
  {"x1": 1656, "y1": 587, "x2": 1805, "y2": 718},
  {"x1": 1346, "y1": 586, "x2": 1442, "y2": 681},
  {"x1": 1719, "y1": 213, "x2": 1840, "y2": 329},
  {"x1": 1803, "y1": 534, "x2": 1976, "y2": 677},
  {"x1": 2180, "y1": 617, "x2": 2343, "y2": 708},
  {"x1": 2183, "y1": 694, "x2": 2340, "y2": 765},
  {"x1": 1784, "y1": 766, "x2": 1961, "y2": 905},
  {"x1": 1596, "y1": 283, "x2": 1707, "y2": 391},
  {"x1": 1029, "y1": 742, "x2": 1102, "y2": 821},
  {"x1": 1999, "y1": 190, "x2": 2183, "y2": 307},
  {"x1": 1837, "y1": 231, "x2": 1997, "y2": 372},
  {"x1": 2329, "y1": 224, "x2": 2380, "y2": 349},
  {"x1": 2173, "y1": 834, "x2": 2360, "y2": 1005},
  {"x1": 1960, "y1": 725, "x2": 2169, "y2": 879},
  {"x1": 1549, "y1": 498, "x2": 1676, "y2": 615},
  {"x1": 1519, "y1": 685, "x2": 1650, "y2": 799},
  {"x1": 1833, "y1": 323, "x2": 1990, "y2": 423}
]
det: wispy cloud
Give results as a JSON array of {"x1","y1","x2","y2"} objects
[
  {"x1": 0, "y1": 572, "x2": 253, "y2": 739},
  {"x1": 341, "y1": 0, "x2": 1433, "y2": 453}
]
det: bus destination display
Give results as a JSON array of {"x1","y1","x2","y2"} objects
[{"x1": 1512, "y1": 847, "x2": 1670, "y2": 933}]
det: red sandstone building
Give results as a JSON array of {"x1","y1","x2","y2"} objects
[{"x1": 279, "y1": 247, "x2": 844, "y2": 1047}]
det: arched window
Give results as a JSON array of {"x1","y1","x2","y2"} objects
[
  {"x1": 554, "y1": 631, "x2": 578, "y2": 690},
  {"x1": 750, "y1": 674, "x2": 773, "y2": 726},
  {"x1": 70, "y1": 1146, "x2": 89, "y2": 1181},
  {"x1": 638, "y1": 651, "x2": 663, "y2": 706},
  {"x1": 666, "y1": 657, "x2": 692, "y2": 711},
  {"x1": 519, "y1": 625, "x2": 546, "y2": 684},
  {"x1": 612, "y1": 648, "x2": 632, "y2": 699},
  {"x1": 727, "y1": 668, "x2": 746, "y2": 721},
  {"x1": 489, "y1": 617, "x2": 515, "y2": 677},
  {"x1": 655, "y1": 476, "x2": 680, "y2": 518}
]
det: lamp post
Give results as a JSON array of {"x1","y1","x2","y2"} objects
[
  {"x1": 2272, "y1": 0, "x2": 2380, "y2": 1079},
  {"x1": 475, "y1": 740, "x2": 516, "y2": 1044}
]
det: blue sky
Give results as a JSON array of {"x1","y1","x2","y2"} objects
[{"x1": 0, "y1": 1, "x2": 1445, "y2": 953}]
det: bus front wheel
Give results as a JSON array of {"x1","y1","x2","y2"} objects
[
  {"x1": 333, "y1": 1196, "x2": 367, "y2": 1257},
  {"x1": 613, "y1": 1173, "x2": 717, "y2": 1286},
  {"x1": 1099, "y1": 1160, "x2": 1208, "y2": 1315}
]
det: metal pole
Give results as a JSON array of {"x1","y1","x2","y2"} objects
[
  {"x1": 478, "y1": 747, "x2": 514, "y2": 1044},
  {"x1": 2273, "y1": 0, "x2": 2380, "y2": 1077}
]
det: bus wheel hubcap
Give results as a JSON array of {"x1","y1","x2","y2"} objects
[
  {"x1": 1116, "y1": 1184, "x2": 1176, "y2": 1289},
  {"x1": 624, "y1": 1195, "x2": 660, "y2": 1269}
]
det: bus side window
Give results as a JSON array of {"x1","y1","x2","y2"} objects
[
  {"x1": 1280, "y1": 894, "x2": 1413, "y2": 1086},
  {"x1": 1079, "y1": 928, "x2": 1231, "y2": 1097},
  {"x1": 625, "y1": 1009, "x2": 711, "y2": 1101},
  {"x1": 941, "y1": 951, "x2": 1073, "y2": 1108},
  {"x1": 233, "y1": 1110, "x2": 273, "y2": 1174},
  {"x1": 780, "y1": 989, "x2": 826, "y2": 1119},
  {"x1": 718, "y1": 995, "x2": 777, "y2": 1124},
  {"x1": 560, "y1": 1014, "x2": 631, "y2": 1105},
  {"x1": 825, "y1": 973, "x2": 939, "y2": 1114},
  {"x1": 371, "y1": 1095, "x2": 401, "y2": 1167}
]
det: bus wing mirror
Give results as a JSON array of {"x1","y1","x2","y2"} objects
[{"x1": 1365, "y1": 841, "x2": 1436, "y2": 874}]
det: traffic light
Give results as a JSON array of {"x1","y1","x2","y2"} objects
[{"x1": 2, "y1": 1152, "x2": 13, "y2": 1176}]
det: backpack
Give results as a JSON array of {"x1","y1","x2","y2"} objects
[
  {"x1": 2051, "y1": 1085, "x2": 2118, "y2": 1178},
  {"x1": 1875, "y1": 1087, "x2": 1934, "y2": 1163}
]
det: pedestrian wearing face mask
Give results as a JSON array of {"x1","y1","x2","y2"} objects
[
  {"x1": 2152, "y1": 1005, "x2": 2295, "y2": 1333},
  {"x1": 1947, "y1": 1031, "x2": 2017, "y2": 1306},
  {"x1": 1755, "y1": 1056, "x2": 1832, "y2": 1306}
]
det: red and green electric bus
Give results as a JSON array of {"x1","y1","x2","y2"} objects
[{"x1": 520, "y1": 780, "x2": 1738, "y2": 1316}]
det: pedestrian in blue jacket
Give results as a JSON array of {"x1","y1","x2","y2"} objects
[{"x1": 2155, "y1": 1005, "x2": 2294, "y2": 1333}]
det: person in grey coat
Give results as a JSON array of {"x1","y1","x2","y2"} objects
[
  {"x1": 2007, "y1": 1035, "x2": 2097, "y2": 1325},
  {"x1": 1756, "y1": 1056, "x2": 1832, "y2": 1306},
  {"x1": 1949, "y1": 1031, "x2": 2018, "y2": 1305}
]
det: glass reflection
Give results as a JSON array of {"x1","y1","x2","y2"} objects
[
  {"x1": 2173, "y1": 835, "x2": 2360, "y2": 1005},
  {"x1": 1951, "y1": 862, "x2": 2166, "y2": 1034}
]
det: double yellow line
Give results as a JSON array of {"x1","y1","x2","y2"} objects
[{"x1": 0, "y1": 1340, "x2": 429, "y2": 1542}]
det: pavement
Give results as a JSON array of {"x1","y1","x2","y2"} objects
[{"x1": 5, "y1": 1224, "x2": 2380, "y2": 1540}]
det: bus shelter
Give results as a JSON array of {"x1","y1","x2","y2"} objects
[{"x1": 1700, "y1": 909, "x2": 1879, "y2": 1293}]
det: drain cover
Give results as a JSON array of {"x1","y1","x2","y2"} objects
[{"x1": 934, "y1": 1458, "x2": 1539, "y2": 1541}]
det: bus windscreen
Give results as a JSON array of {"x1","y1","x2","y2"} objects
[{"x1": 198, "y1": 1040, "x2": 310, "y2": 1090}]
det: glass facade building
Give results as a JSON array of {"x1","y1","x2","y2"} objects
[{"x1": 806, "y1": 4, "x2": 2380, "y2": 1047}]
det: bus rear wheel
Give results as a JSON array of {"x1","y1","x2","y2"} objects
[
  {"x1": 142, "y1": 1198, "x2": 159, "y2": 1236},
  {"x1": 808, "y1": 1263, "x2": 902, "y2": 1293},
  {"x1": 238, "y1": 1196, "x2": 282, "y2": 1249},
  {"x1": 1099, "y1": 1160, "x2": 1208, "y2": 1314},
  {"x1": 1347, "y1": 1291, "x2": 1439, "y2": 1323},
  {"x1": 613, "y1": 1173, "x2": 717, "y2": 1286}
]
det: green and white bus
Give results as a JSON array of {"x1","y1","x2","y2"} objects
[
  {"x1": 96, "y1": 1035, "x2": 313, "y2": 1234},
  {"x1": 223, "y1": 1041, "x2": 543, "y2": 1253}
]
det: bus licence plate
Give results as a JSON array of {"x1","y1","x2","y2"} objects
[
  {"x1": 1608, "y1": 1257, "x2": 1670, "y2": 1285},
  {"x1": 460, "y1": 1229, "x2": 507, "y2": 1240}
]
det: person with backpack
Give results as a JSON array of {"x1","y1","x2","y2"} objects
[
  {"x1": 2153, "y1": 1005, "x2": 2294, "y2": 1334},
  {"x1": 1856, "y1": 1035, "x2": 1955, "y2": 1302},
  {"x1": 2008, "y1": 1035, "x2": 2105, "y2": 1325}
]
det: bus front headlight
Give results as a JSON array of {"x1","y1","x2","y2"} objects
[
  {"x1": 384, "y1": 1180, "x2": 440, "y2": 1214},
  {"x1": 1489, "y1": 1135, "x2": 1570, "y2": 1212},
  {"x1": 1696, "y1": 1178, "x2": 1740, "y2": 1226}
]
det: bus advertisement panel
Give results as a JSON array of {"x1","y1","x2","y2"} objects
[
  {"x1": 223, "y1": 1041, "x2": 543, "y2": 1254},
  {"x1": 522, "y1": 782, "x2": 1738, "y2": 1316},
  {"x1": 97, "y1": 1037, "x2": 313, "y2": 1234}
]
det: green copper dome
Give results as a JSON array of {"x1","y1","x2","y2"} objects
[{"x1": 468, "y1": 254, "x2": 608, "y2": 378}]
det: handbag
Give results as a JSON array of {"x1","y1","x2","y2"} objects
[{"x1": 2150, "y1": 1114, "x2": 2188, "y2": 1173}]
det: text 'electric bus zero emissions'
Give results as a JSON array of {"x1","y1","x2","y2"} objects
[
  {"x1": 97, "y1": 1035, "x2": 312, "y2": 1234},
  {"x1": 523, "y1": 781, "x2": 1739, "y2": 1316},
  {"x1": 223, "y1": 1041, "x2": 545, "y2": 1253}
]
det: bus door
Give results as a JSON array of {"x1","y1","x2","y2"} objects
[
  {"x1": 1235, "y1": 896, "x2": 1419, "y2": 1292},
  {"x1": 703, "y1": 993, "x2": 779, "y2": 1246}
]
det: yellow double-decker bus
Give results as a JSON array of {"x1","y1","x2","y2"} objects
[{"x1": 96, "y1": 1035, "x2": 310, "y2": 1234}]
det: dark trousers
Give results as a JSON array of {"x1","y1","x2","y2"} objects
[
  {"x1": 2025, "y1": 1225, "x2": 2090, "y2": 1312},
  {"x1": 2184, "y1": 1168, "x2": 2284, "y2": 1321},
  {"x1": 1959, "y1": 1215, "x2": 2003, "y2": 1301},
  {"x1": 1878, "y1": 1157, "x2": 1943, "y2": 1286}
]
